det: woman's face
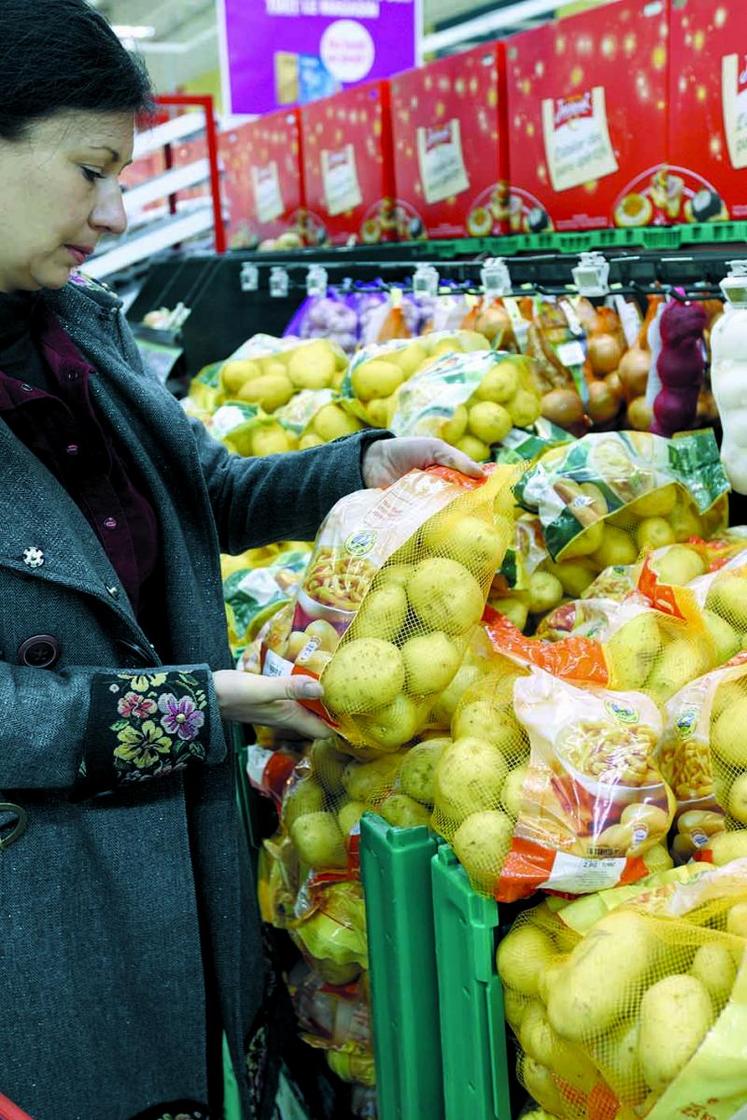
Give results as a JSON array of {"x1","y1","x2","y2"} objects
[{"x1": 0, "y1": 110, "x2": 134, "y2": 292}]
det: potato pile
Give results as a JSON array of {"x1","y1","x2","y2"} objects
[{"x1": 498, "y1": 877, "x2": 747, "y2": 1118}]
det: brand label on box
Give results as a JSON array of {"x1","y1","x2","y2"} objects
[
  {"x1": 321, "y1": 144, "x2": 363, "y2": 216},
  {"x1": 416, "y1": 118, "x2": 470, "y2": 204},
  {"x1": 722, "y1": 53, "x2": 747, "y2": 170},
  {"x1": 251, "y1": 161, "x2": 285, "y2": 223},
  {"x1": 542, "y1": 86, "x2": 618, "y2": 192}
]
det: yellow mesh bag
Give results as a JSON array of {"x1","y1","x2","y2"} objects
[
  {"x1": 659, "y1": 658, "x2": 747, "y2": 866},
  {"x1": 261, "y1": 463, "x2": 520, "y2": 753},
  {"x1": 501, "y1": 863, "x2": 747, "y2": 1120}
]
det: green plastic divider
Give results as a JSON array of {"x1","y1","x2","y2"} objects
[
  {"x1": 677, "y1": 220, "x2": 747, "y2": 246},
  {"x1": 359, "y1": 813, "x2": 445, "y2": 1120},
  {"x1": 431, "y1": 846, "x2": 512, "y2": 1120},
  {"x1": 223, "y1": 1033, "x2": 243, "y2": 1120}
]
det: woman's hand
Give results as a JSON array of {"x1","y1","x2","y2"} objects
[
  {"x1": 213, "y1": 670, "x2": 330, "y2": 739},
  {"x1": 362, "y1": 436, "x2": 485, "y2": 489}
]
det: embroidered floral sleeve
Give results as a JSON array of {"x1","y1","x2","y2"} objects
[{"x1": 74, "y1": 668, "x2": 214, "y2": 796}]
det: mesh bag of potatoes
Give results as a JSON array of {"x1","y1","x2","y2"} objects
[
  {"x1": 514, "y1": 430, "x2": 729, "y2": 572},
  {"x1": 274, "y1": 388, "x2": 363, "y2": 450},
  {"x1": 388, "y1": 349, "x2": 542, "y2": 463},
  {"x1": 289, "y1": 962, "x2": 375, "y2": 1087},
  {"x1": 658, "y1": 657, "x2": 747, "y2": 868},
  {"x1": 436, "y1": 657, "x2": 674, "y2": 902},
  {"x1": 339, "y1": 329, "x2": 493, "y2": 429},
  {"x1": 499, "y1": 860, "x2": 747, "y2": 1120},
  {"x1": 215, "y1": 334, "x2": 348, "y2": 409},
  {"x1": 261, "y1": 462, "x2": 519, "y2": 751}
]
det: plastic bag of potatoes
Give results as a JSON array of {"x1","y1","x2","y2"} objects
[{"x1": 261, "y1": 462, "x2": 519, "y2": 751}]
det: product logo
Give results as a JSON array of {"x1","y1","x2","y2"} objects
[
  {"x1": 553, "y1": 91, "x2": 594, "y2": 129},
  {"x1": 424, "y1": 123, "x2": 453, "y2": 152},
  {"x1": 604, "y1": 699, "x2": 639, "y2": 725},
  {"x1": 256, "y1": 164, "x2": 276, "y2": 186},
  {"x1": 739, "y1": 56, "x2": 747, "y2": 93},
  {"x1": 327, "y1": 148, "x2": 350, "y2": 170},
  {"x1": 676, "y1": 705, "x2": 698, "y2": 741},
  {"x1": 345, "y1": 529, "x2": 377, "y2": 557}
]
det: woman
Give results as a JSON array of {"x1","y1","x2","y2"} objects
[{"x1": 0, "y1": 3, "x2": 480, "y2": 1118}]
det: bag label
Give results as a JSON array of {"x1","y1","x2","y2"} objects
[
  {"x1": 251, "y1": 160, "x2": 285, "y2": 223},
  {"x1": 722, "y1": 53, "x2": 747, "y2": 170}
]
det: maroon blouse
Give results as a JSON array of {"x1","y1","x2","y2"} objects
[{"x1": 0, "y1": 293, "x2": 160, "y2": 620}]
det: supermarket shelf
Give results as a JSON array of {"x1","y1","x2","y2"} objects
[
  {"x1": 124, "y1": 159, "x2": 211, "y2": 217},
  {"x1": 133, "y1": 109, "x2": 206, "y2": 160},
  {"x1": 431, "y1": 846, "x2": 513, "y2": 1120},
  {"x1": 359, "y1": 814, "x2": 445, "y2": 1120},
  {"x1": 84, "y1": 207, "x2": 215, "y2": 280}
]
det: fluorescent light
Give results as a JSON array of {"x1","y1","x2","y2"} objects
[{"x1": 112, "y1": 24, "x2": 157, "y2": 40}]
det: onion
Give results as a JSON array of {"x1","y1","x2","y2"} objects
[
  {"x1": 618, "y1": 347, "x2": 651, "y2": 399},
  {"x1": 541, "y1": 387, "x2": 585, "y2": 429},
  {"x1": 605, "y1": 370, "x2": 624, "y2": 400},
  {"x1": 626, "y1": 395, "x2": 653, "y2": 431},
  {"x1": 588, "y1": 333, "x2": 624, "y2": 376},
  {"x1": 587, "y1": 378, "x2": 622, "y2": 424},
  {"x1": 475, "y1": 301, "x2": 512, "y2": 344}
]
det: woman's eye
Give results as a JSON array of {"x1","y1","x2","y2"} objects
[{"x1": 81, "y1": 166, "x2": 104, "y2": 183}]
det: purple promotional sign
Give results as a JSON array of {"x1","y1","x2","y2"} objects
[{"x1": 219, "y1": 0, "x2": 418, "y2": 116}]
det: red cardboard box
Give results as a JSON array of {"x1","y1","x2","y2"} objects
[
  {"x1": 506, "y1": 0, "x2": 669, "y2": 233},
  {"x1": 300, "y1": 80, "x2": 395, "y2": 246},
  {"x1": 220, "y1": 109, "x2": 307, "y2": 248},
  {"x1": 669, "y1": 0, "x2": 747, "y2": 223},
  {"x1": 390, "y1": 43, "x2": 509, "y2": 240}
]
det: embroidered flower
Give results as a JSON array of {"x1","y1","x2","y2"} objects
[
  {"x1": 117, "y1": 691, "x2": 158, "y2": 719},
  {"x1": 114, "y1": 720, "x2": 173, "y2": 768},
  {"x1": 158, "y1": 693, "x2": 205, "y2": 741},
  {"x1": 122, "y1": 672, "x2": 168, "y2": 693}
]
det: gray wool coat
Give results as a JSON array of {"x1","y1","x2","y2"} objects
[{"x1": 0, "y1": 276, "x2": 379, "y2": 1120}]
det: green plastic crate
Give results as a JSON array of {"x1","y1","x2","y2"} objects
[
  {"x1": 431, "y1": 846, "x2": 512, "y2": 1120},
  {"x1": 360, "y1": 813, "x2": 445, "y2": 1120},
  {"x1": 677, "y1": 220, "x2": 747, "y2": 246},
  {"x1": 223, "y1": 1033, "x2": 243, "y2": 1120}
]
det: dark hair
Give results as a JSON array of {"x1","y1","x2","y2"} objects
[{"x1": 0, "y1": 0, "x2": 155, "y2": 141}]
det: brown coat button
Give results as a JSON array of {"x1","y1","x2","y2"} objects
[{"x1": 18, "y1": 635, "x2": 61, "y2": 669}]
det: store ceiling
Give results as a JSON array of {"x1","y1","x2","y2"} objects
[{"x1": 93, "y1": 0, "x2": 570, "y2": 93}]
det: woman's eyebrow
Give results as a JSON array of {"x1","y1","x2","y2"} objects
[{"x1": 88, "y1": 144, "x2": 133, "y2": 169}]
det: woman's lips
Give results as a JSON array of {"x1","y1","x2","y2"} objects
[{"x1": 65, "y1": 245, "x2": 93, "y2": 265}]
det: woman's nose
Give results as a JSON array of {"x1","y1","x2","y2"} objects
[{"x1": 90, "y1": 180, "x2": 128, "y2": 236}]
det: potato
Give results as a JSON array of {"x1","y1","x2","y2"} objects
[
  {"x1": 526, "y1": 572, "x2": 563, "y2": 615},
  {"x1": 304, "y1": 619, "x2": 340, "y2": 653},
  {"x1": 492, "y1": 596, "x2": 529, "y2": 631},
  {"x1": 249, "y1": 425, "x2": 293, "y2": 456},
  {"x1": 669, "y1": 501, "x2": 703, "y2": 543},
  {"x1": 708, "y1": 830, "x2": 747, "y2": 865},
  {"x1": 536, "y1": 955, "x2": 568, "y2": 1006},
  {"x1": 520, "y1": 1004, "x2": 597, "y2": 1093},
  {"x1": 454, "y1": 434, "x2": 491, "y2": 462},
  {"x1": 378, "y1": 793, "x2": 432, "y2": 828},
  {"x1": 390, "y1": 341, "x2": 428, "y2": 377},
  {"x1": 703, "y1": 609, "x2": 741, "y2": 665},
  {"x1": 452, "y1": 809, "x2": 513, "y2": 891},
  {"x1": 690, "y1": 942, "x2": 737, "y2": 1003},
  {"x1": 642, "y1": 844, "x2": 674, "y2": 874},
  {"x1": 296, "y1": 648, "x2": 332, "y2": 675},
  {"x1": 627, "y1": 484, "x2": 678, "y2": 518},
  {"x1": 475, "y1": 362, "x2": 520, "y2": 404},
  {"x1": 316, "y1": 959, "x2": 362, "y2": 986},
  {"x1": 501, "y1": 764, "x2": 529, "y2": 819},
  {"x1": 287, "y1": 340, "x2": 336, "y2": 389},
  {"x1": 726, "y1": 900, "x2": 747, "y2": 938},
  {"x1": 507, "y1": 388, "x2": 541, "y2": 427},
  {"x1": 351, "y1": 359, "x2": 403, "y2": 401},
  {"x1": 402, "y1": 631, "x2": 461, "y2": 695},
  {"x1": 341, "y1": 752, "x2": 403, "y2": 803},
  {"x1": 282, "y1": 778, "x2": 325, "y2": 829},
  {"x1": 502, "y1": 987, "x2": 528, "y2": 1033},
  {"x1": 707, "y1": 572, "x2": 747, "y2": 630},
  {"x1": 398, "y1": 738, "x2": 451, "y2": 804},
  {"x1": 452, "y1": 697, "x2": 527, "y2": 757},
  {"x1": 543, "y1": 558, "x2": 596, "y2": 599},
  {"x1": 521, "y1": 1060, "x2": 570, "y2": 1118},
  {"x1": 337, "y1": 799, "x2": 367, "y2": 836},
  {"x1": 711, "y1": 700, "x2": 747, "y2": 766},
  {"x1": 606, "y1": 1021, "x2": 647, "y2": 1105},
  {"x1": 548, "y1": 910, "x2": 659, "y2": 1041},
  {"x1": 353, "y1": 584, "x2": 408, "y2": 642},
  {"x1": 359, "y1": 694, "x2": 426, "y2": 751},
  {"x1": 407, "y1": 558, "x2": 485, "y2": 636},
  {"x1": 591, "y1": 526, "x2": 638, "y2": 569},
  {"x1": 433, "y1": 737, "x2": 509, "y2": 823},
  {"x1": 496, "y1": 925, "x2": 556, "y2": 997},
  {"x1": 467, "y1": 401, "x2": 512, "y2": 445},
  {"x1": 310, "y1": 739, "x2": 350, "y2": 797},
  {"x1": 289, "y1": 811, "x2": 348, "y2": 870},
  {"x1": 638, "y1": 975, "x2": 714, "y2": 1091},
  {"x1": 312, "y1": 403, "x2": 362, "y2": 441},
  {"x1": 299, "y1": 432, "x2": 325, "y2": 450},
  {"x1": 430, "y1": 665, "x2": 482, "y2": 726},
  {"x1": 440, "y1": 405, "x2": 468, "y2": 444},
  {"x1": 636, "y1": 517, "x2": 676, "y2": 551},
  {"x1": 606, "y1": 612, "x2": 662, "y2": 690},
  {"x1": 374, "y1": 563, "x2": 414, "y2": 589},
  {"x1": 645, "y1": 637, "x2": 713, "y2": 704},
  {"x1": 651, "y1": 544, "x2": 705, "y2": 586},
  {"x1": 422, "y1": 513, "x2": 508, "y2": 572},
  {"x1": 238, "y1": 372, "x2": 294, "y2": 412},
  {"x1": 323, "y1": 638, "x2": 405, "y2": 715}
]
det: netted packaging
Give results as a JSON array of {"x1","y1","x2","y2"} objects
[{"x1": 261, "y1": 463, "x2": 520, "y2": 752}]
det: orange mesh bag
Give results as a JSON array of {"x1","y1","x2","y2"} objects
[
  {"x1": 261, "y1": 463, "x2": 519, "y2": 752},
  {"x1": 659, "y1": 656, "x2": 747, "y2": 867}
]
